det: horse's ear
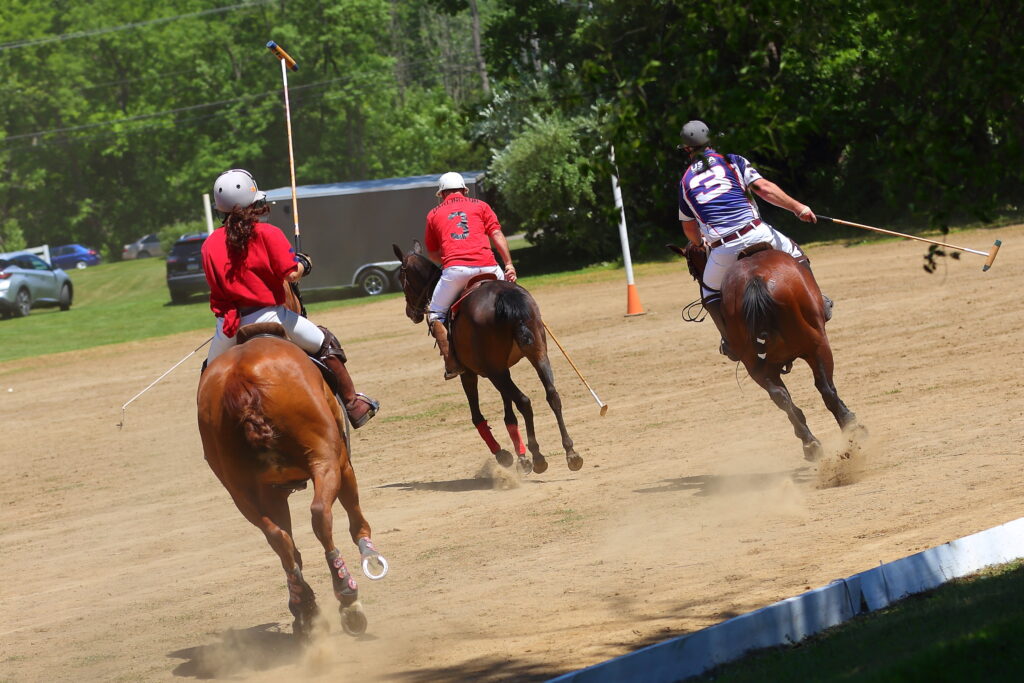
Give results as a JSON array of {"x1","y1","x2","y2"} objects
[
  {"x1": 392, "y1": 243, "x2": 405, "y2": 261},
  {"x1": 666, "y1": 243, "x2": 686, "y2": 258},
  {"x1": 412, "y1": 240, "x2": 423, "y2": 255}
]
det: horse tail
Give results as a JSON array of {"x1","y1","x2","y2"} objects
[
  {"x1": 222, "y1": 375, "x2": 276, "y2": 450},
  {"x1": 494, "y1": 285, "x2": 536, "y2": 347},
  {"x1": 742, "y1": 275, "x2": 778, "y2": 346}
]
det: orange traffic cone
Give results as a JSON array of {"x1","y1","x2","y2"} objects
[{"x1": 625, "y1": 283, "x2": 645, "y2": 316}]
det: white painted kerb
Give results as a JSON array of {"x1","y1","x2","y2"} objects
[{"x1": 550, "y1": 516, "x2": 1024, "y2": 683}]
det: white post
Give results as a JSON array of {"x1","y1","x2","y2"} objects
[
  {"x1": 203, "y1": 193, "x2": 214, "y2": 234},
  {"x1": 610, "y1": 145, "x2": 644, "y2": 316}
]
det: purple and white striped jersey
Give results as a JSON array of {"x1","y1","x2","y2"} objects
[{"x1": 678, "y1": 149, "x2": 763, "y2": 239}]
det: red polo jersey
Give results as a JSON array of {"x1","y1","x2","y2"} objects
[
  {"x1": 202, "y1": 222, "x2": 298, "y2": 336},
  {"x1": 424, "y1": 194, "x2": 501, "y2": 268}
]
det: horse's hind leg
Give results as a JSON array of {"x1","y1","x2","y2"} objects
[
  {"x1": 531, "y1": 355, "x2": 582, "y2": 472},
  {"x1": 461, "y1": 372, "x2": 513, "y2": 467},
  {"x1": 752, "y1": 367, "x2": 823, "y2": 462},
  {"x1": 488, "y1": 370, "x2": 537, "y2": 474},
  {"x1": 335, "y1": 453, "x2": 388, "y2": 582},
  {"x1": 220, "y1": 476, "x2": 318, "y2": 636},
  {"x1": 257, "y1": 484, "x2": 320, "y2": 635},
  {"x1": 809, "y1": 346, "x2": 864, "y2": 440},
  {"x1": 308, "y1": 462, "x2": 367, "y2": 635}
]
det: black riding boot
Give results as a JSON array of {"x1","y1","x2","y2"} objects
[
  {"x1": 703, "y1": 298, "x2": 740, "y2": 361},
  {"x1": 316, "y1": 327, "x2": 379, "y2": 428},
  {"x1": 797, "y1": 259, "x2": 833, "y2": 322}
]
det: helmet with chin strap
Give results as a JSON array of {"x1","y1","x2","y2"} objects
[{"x1": 213, "y1": 169, "x2": 266, "y2": 212}]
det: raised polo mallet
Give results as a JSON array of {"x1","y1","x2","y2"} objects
[
  {"x1": 542, "y1": 321, "x2": 608, "y2": 416},
  {"x1": 818, "y1": 215, "x2": 1002, "y2": 271},
  {"x1": 266, "y1": 40, "x2": 301, "y2": 252}
]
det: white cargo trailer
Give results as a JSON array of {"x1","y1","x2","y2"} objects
[{"x1": 264, "y1": 171, "x2": 484, "y2": 296}]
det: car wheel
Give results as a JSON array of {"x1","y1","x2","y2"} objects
[
  {"x1": 75, "y1": 260, "x2": 87, "y2": 269},
  {"x1": 357, "y1": 267, "x2": 390, "y2": 296},
  {"x1": 59, "y1": 284, "x2": 72, "y2": 311},
  {"x1": 138, "y1": 250, "x2": 150, "y2": 258},
  {"x1": 14, "y1": 288, "x2": 31, "y2": 317}
]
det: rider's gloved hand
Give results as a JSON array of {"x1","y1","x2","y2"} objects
[{"x1": 296, "y1": 252, "x2": 313, "y2": 277}]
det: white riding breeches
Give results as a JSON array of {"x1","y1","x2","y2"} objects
[
  {"x1": 206, "y1": 305, "x2": 325, "y2": 363},
  {"x1": 702, "y1": 222, "x2": 804, "y2": 299},
  {"x1": 427, "y1": 264, "x2": 505, "y2": 323}
]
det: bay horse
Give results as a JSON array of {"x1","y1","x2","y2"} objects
[
  {"x1": 392, "y1": 241, "x2": 582, "y2": 474},
  {"x1": 671, "y1": 242, "x2": 864, "y2": 461},
  {"x1": 196, "y1": 282, "x2": 388, "y2": 637}
]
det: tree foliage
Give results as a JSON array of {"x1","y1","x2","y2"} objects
[{"x1": 0, "y1": 0, "x2": 1019, "y2": 261}]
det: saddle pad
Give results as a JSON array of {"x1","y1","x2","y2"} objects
[{"x1": 450, "y1": 273, "x2": 499, "y2": 319}]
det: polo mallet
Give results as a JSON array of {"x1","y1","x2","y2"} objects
[
  {"x1": 117, "y1": 336, "x2": 213, "y2": 429},
  {"x1": 267, "y1": 41, "x2": 309, "y2": 316},
  {"x1": 266, "y1": 40, "x2": 301, "y2": 253},
  {"x1": 542, "y1": 321, "x2": 608, "y2": 416},
  {"x1": 818, "y1": 215, "x2": 1002, "y2": 271}
]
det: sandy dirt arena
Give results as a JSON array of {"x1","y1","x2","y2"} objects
[{"x1": 2, "y1": 225, "x2": 1022, "y2": 681}]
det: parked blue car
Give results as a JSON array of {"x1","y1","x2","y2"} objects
[{"x1": 50, "y1": 244, "x2": 101, "y2": 269}]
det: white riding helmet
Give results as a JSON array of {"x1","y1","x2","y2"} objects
[
  {"x1": 436, "y1": 171, "x2": 468, "y2": 197},
  {"x1": 213, "y1": 169, "x2": 266, "y2": 212}
]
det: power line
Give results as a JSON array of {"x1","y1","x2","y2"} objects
[{"x1": 0, "y1": 1, "x2": 273, "y2": 52}]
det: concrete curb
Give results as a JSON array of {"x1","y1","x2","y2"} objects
[{"x1": 550, "y1": 517, "x2": 1024, "y2": 683}]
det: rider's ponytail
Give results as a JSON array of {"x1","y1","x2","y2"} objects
[{"x1": 224, "y1": 202, "x2": 270, "y2": 254}]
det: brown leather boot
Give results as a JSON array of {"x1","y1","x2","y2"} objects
[
  {"x1": 317, "y1": 327, "x2": 379, "y2": 428},
  {"x1": 703, "y1": 297, "x2": 740, "y2": 361},
  {"x1": 430, "y1": 319, "x2": 463, "y2": 380}
]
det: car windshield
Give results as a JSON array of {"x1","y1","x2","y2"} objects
[{"x1": 0, "y1": 259, "x2": 10, "y2": 269}]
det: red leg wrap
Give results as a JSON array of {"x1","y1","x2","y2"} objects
[
  {"x1": 506, "y1": 423, "x2": 526, "y2": 455},
  {"x1": 475, "y1": 420, "x2": 501, "y2": 454}
]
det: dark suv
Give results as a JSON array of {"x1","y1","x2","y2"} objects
[{"x1": 166, "y1": 233, "x2": 209, "y2": 303}]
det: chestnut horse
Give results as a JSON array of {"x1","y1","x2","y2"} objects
[
  {"x1": 196, "y1": 283, "x2": 388, "y2": 636},
  {"x1": 671, "y1": 243, "x2": 864, "y2": 460},
  {"x1": 392, "y1": 241, "x2": 582, "y2": 474}
]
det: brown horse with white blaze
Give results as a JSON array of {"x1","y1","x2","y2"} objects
[
  {"x1": 672, "y1": 243, "x2": 865, "y2": 460},
  {"x1": 393, "y1": 241, "x2": 582, "y2": 474},
  {"x1": 197, "y1": 299, "x2": 388, "y2": 637}
]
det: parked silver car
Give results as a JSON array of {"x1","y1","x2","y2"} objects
[
  {"x1": 0, "y1": 252, "x2": 73, "y2": 318},
  {"x1": 122, "y1": 233, "x2": 165, "y2": 260}
]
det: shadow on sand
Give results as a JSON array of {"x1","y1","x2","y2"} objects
[
  {"x1": 634, "y1": 467, "x2": 812, "y2": 496},
  {"x1": 168, "y1": 623, "x2": 300, "y2": 679}
]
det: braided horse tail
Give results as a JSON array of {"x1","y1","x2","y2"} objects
[
  {"x1": 742, "y1": 275, "x2": 778, "y2": 351},
  {"x1": 221, "y1": 374, "x2": 276, "y2": 450}
]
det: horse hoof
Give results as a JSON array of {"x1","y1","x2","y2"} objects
[
  {"x1": 803, "y1": 441, "x2": 824, "y2": 462},
  {"x1": 566, "y1": 453, "x2": 584, "y2": 471},
  {"x1": 517, "y1": 455, "x2": 533, "y2": 475},
  {"x1": 341, "y1": 601, "x2": 368, "y2": 636},
  {"x1": 532, "y1": 456, "x2": 549, "y2": 474},
  {"x1": 495, "y1": 450, "x2": 514, "y2": 468}
]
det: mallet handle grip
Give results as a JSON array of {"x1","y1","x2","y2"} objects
[{"x1": 266, "y1": 41, "x2": 298, "y2": 71}]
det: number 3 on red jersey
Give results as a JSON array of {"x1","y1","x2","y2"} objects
[{"x1": 448, "y1": 211, "x2": 469, "y2": 240}]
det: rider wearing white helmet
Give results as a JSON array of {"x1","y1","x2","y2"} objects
[
  {"x1": 424, "y1": 171, "x2": 517, "y2": 380},
  {"x1": 202, "y1": 169, "x2": 378, "y2": 427},
  {"x1": 676, "y1": 121, "x2": 831, "y2": 359}
]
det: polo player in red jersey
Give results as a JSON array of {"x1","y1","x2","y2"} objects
[
  {"x1": 202, "y1": 168, "x2": 378, "y2": 427},
  {"x1": 424, "y1": 172, "x2": 517, "y2": 380}
]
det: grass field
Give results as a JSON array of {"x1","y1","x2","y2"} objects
[
  {"x1": 697, "y1": 560, "x2": 1024, "y2": 682},
  {"x1": 0, "y1": 245, "x2": 643, "y2": 363}
]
